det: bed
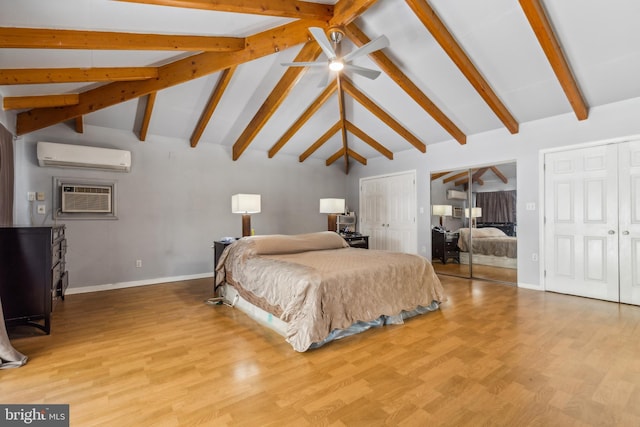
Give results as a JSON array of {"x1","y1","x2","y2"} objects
[
  {"x1": 214, "y1": 231, "x2": 445, "y2": 352},
  {"x1": 457, "y1": 227, "x2": 517, "y2": 268}
]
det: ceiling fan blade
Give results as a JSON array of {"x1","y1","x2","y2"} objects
[
  {"x1": 281, "y1": 61, "x2": 327, "y2": 67},
  {"x1": 344, "y1": 64, "x2": 381, "y2": 80},
  {"x1": 309, "y1": 27, "x2": 337, "y2": 60},
  {"x1": 342, "y1": 35, "x2": 390, "y2": 63}
]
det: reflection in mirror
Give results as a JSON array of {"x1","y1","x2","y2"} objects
[
  {"x1": 430, "y1": 168, "x2": 471, "y2": 278},
  {"x1": 430, "y1": 162, "x2": 517, "y2": 285},
  {"x1": 469, "y1": 163, "x2": 517, "y2": 284}
]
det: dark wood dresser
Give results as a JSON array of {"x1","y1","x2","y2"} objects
[{"x1": 0, "y1": 225, "x2": 68, "y2": 334}]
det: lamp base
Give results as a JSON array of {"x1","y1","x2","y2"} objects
[
  {"x1": 242, "y1": 214, "x2": 251, "y2": 237},
  {"x1": 327, "y1": 213, "x2": 338, "y2": 232}
]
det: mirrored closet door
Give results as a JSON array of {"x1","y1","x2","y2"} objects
[{"x1": 430, "y1": 162, "x2": 517, "y2": 285}]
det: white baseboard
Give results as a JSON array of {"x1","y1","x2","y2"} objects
[
  {"x1": 65, "y1": 272, "x2": 214, "y2": 295},
  {"x1": 517, "y1": 282, "x2": 542, "y2": 291}
]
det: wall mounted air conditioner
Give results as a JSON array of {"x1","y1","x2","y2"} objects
[
  {"x1": 62, "y1": 185, "x2": 112, "y2": 213},
  {"x1": 37, "y1": 141, "x2": 131, "y2": 172},
  {"x1": 447, "y1": 189, "x2": 467, "y2": 200}
]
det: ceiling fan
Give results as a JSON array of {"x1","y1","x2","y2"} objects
[{"x1": 282, "y1": 27, "x2": 389, "y2": 86}]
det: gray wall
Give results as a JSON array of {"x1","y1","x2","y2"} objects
[
  {"x1": 13, "y1": 124, "x2": 346, "y2": 290},
  {"x1": 347, "y1": 96, "x2": 640, "y2": 289}
]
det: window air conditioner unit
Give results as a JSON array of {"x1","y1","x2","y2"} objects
[
  {"x1": 37, "y1": 141, "x2": 131, "y2": 172},
  {"x1": 447, "y1": 189, "x2": 467, "y2": 200},
  {"x1": 61, "y1": 185, "x2": 112, "y2": 213}
]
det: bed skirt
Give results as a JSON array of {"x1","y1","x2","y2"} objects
[{"x1": 220, "y1": 283, "x2": 441, "y2": 350}]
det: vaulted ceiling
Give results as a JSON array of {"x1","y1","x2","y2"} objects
[{"x1": 1, "y1": 0, "x2": 640, "y2": 173}]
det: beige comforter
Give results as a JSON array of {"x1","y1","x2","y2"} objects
[
  {"x1": 457, "y1": 227, "x2": 517, "y2": 258},
  {"x1": 215, "y1": 232, "x2": 445, "y2": 352}
]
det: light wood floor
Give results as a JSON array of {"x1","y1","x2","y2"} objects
[{"x1": 3, "y1": 276, "x2": 640, "y2": 426}]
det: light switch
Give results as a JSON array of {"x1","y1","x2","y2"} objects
[
  {"x1": 526, "y1": 202, "x2": 536, "y2": 211},
  {"x1": 36, "y1": 192, "x2": 45, "y2": 201}
]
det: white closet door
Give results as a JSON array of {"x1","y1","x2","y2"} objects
[
  {"x1": 544, "y1": 144, "x2": 619, "y2": 301},
  {"x1": 385, "y1": 172, "x2": 417, "y2": 253},
  {"x1": 359, "y1": 177, "x2": 387, "y2": 250},
  {"x1": 359, "y1": 171, "x2": 417, "y2": 253},
  {"x1": 619, "y1": 140, "x2": 640, "y2": 304}
]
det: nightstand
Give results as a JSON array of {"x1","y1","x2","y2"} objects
[
  {"x1": 432, "y1": 229, "x2": 459, "y2": 264},
  {"x1": 213, "y1": 239, "x2": 239, "y2": 283},
  {"x1": 341, "y1": 234, "x2": 369, "y2": 249}
]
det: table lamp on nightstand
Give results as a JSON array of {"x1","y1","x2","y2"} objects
[
  {"x1": 232, "y1": 194, "x2": 261, "y2": 237},
  {"x1": 431, "y1": 204, "x2": 452, "y2": 227},
  {"x1": 465, "y1": 207, "x2": 482, "y2": 228},
  {"x1": 320, "y1": 198, "x2": 345, "y2": 232}
]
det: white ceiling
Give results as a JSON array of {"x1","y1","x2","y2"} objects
[{"x1": 1, "y1": 0, "x2": 640, "y2": 164}]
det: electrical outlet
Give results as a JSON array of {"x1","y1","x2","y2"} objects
[
  {"x1": 37, "y1": 205, "x2": 46, "y2": 214},
  {"x1": 136, "y1": 260, "x2": 142, "y2": 268},
  {"x1": 532, "y1": 253, "x2": 538, "y2": 262},
  {"x1": 27, "y1": 192, "x2": 35, "y2": 201}
]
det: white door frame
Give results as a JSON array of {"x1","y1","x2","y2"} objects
[{"x1": 539, "y1": 133, "x2": 640, "y2": 292}]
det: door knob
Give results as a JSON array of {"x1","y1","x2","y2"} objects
[
  {"x1": 622, "y1": 231, "x2": 630, "y2": 235},
  {"x1": 608, "y1": 230, "x2": 615, "y2": 235}
]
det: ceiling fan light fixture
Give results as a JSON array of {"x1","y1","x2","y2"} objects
[{"x1": 329, "y1": 59, "x2": 344, "y2": 71}]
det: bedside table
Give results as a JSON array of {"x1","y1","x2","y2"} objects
[
  {"x1": 341, "y1": 234, "x2": 369, "y2": 249},
  {"x1": 213, "y1": 239, "x2": 238, "y2": 280},
  {"x1": 432, "y1": 229, "x2": 459, "y2": 264}
]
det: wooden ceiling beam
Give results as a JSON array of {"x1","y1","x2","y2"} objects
[
  {"x1": 443, "y1": 170, "x2": 468, "y2": 184},
  {"x1": 0, "y1": 67, "x2": 158, "y2": 85},
  {"x1": 299, "y1": 121, "x2": 341, "y2": 162},
  {"x1": 139, "y1": 92, "x2": 157, "y2": 141},
  {"x1": 16, "y1": 19, "x2": 325, "y2": 136},
  {"x1": 490, "y1": 166, "x2": 509, "y2": 183},
  {"x1": 472, "y1": 167, "x2": 489, "y2": 180},
  {"x1": 336, "y1": 75, "x2": 350, "y2": 174},
  {"x1": 345, "y1": 121, "x2": 392, "y2": 160},
  {"x1": 326, "y1": 148, "x2": 344, "y2": 166},
  {"x1": 341, "y1": 78, "x2": 426, "y2": 153},
  {"x1": 0, "y1": 27, "x2": 245, "y2": 51},
  {"x1": 232, "y1": 41, "x2": 323, "y2": 160},
  {"x1": 519, "y1": 0, "x2": 588, "y2": 120},
  {"x1": 4, "y1": 94, "x2": 79, "y2": 110},
  {"x1": 268, "y1": 79, "x2": 337, "y2": 158},
  {"x1": 431, "y1": 171, "x2": 450, "y2": 180},
  {"x1": 331, "y1": 0, "x2": 379, "y2": 27},
  {"x1": 116, "y1": 0, "x2": 334, "y2": 20},
  {"x1": 347, "y1": 148, "x2": 367, "y2": 165},
  {"x1": 405, "y1": 0, "x2": 519, "y2": 134},
  {"x1": 326, "y1": 147, "x2": 366, "y2": 166},
  {"x1": 190, "y1": 66, "x2": 237, "y2": 147},
  {"x1": 74, "y1": 116, "x2": 83, "y2": 134},
  {"x1": 344, "y1": 23, "x2": 467, "y2": 145}
]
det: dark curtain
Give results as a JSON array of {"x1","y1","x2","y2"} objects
[
  {"x1": 0, "y1": 123, "x2": 14, "y2": 226},
  {"x1": 475, "y1": 190, "x2": 516, "y2": 223}
]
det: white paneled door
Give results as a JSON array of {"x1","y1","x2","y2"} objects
[
  {"x1": 619, "y1": 140, "x2": 640, "y2": 304},
  {"x1": 544, "y1": 140, "x2": 640, "y2": 304},
  {"x1": 359, "y1": 171, "x2": 417, "y2": 254}
]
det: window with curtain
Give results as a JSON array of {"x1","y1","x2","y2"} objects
[
  {"x1": 475, "y1": 190, "x2": 516, "y2": 223},
  {"x1": 0, "y1": 123, "x2": 14, "y2": 226}
]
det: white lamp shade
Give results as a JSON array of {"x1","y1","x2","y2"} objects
[
  {"x1": 431, "y1": 205, "x2": 452, "y2": 216},
  {"x1": 232, "y1": 194, "x2": 261, "y2": 214},
  {"x1": 465, "y1": 207, "x2": 482, "y2": 218},
  {"x1": 319, "y1": 198, "x2": 345, "y2": 214}
]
